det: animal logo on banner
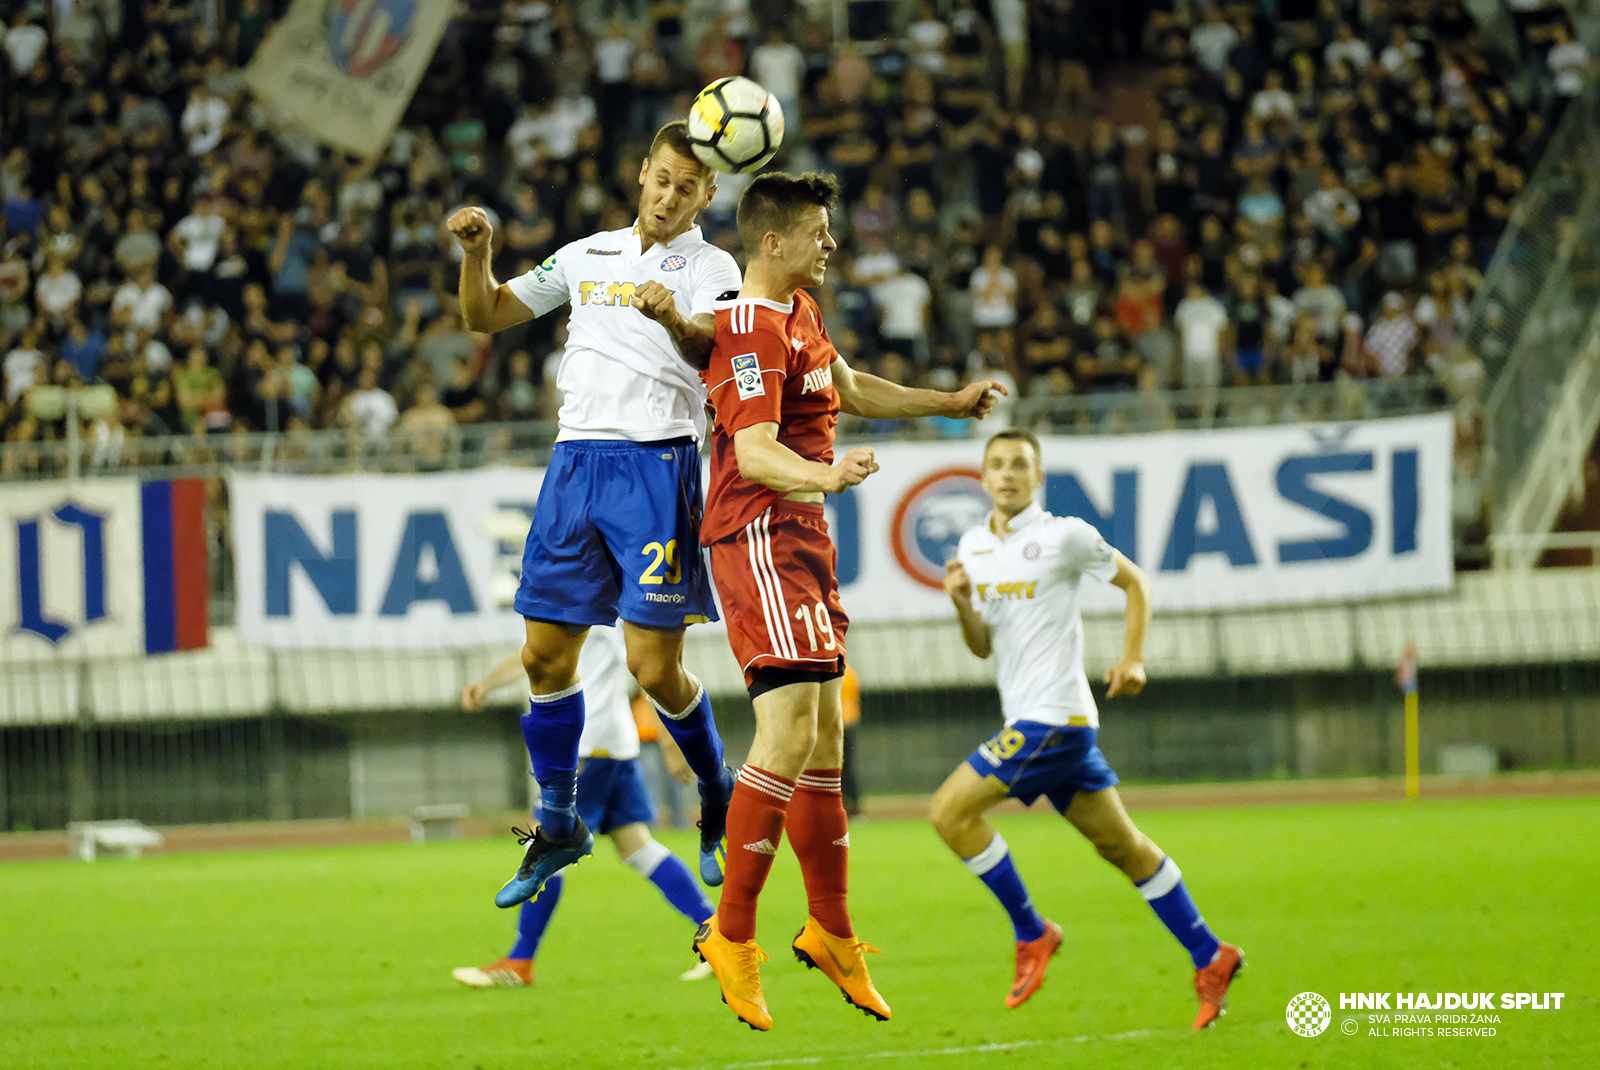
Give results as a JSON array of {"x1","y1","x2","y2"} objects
[{"x1": 891, "y1": 468, "x2": 990, "y2": 589}]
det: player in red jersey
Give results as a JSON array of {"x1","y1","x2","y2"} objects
[{"x1": 689, "y1": 172, "x2": 1005, "y2": 1031}]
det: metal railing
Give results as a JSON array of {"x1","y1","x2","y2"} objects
[
  {"x1": 1458, "y1": 85, "x2": 1600, "y2": 388},
  {"x1": 0, "y1": 378, "x2": 1450, "y2": 481}
]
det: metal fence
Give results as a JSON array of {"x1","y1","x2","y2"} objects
[{"x1": 0, "y1": 377, "x2": 1448, "y2": 483}]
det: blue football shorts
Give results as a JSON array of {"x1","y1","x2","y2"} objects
[
  {"x1": 514, "y1": 438, "x2": 719, "y2": 629},
  {"x1": 966, "y1": 721, "x2": 1119, "y2": 813},
  {"x1": 532, "y1": 757, "x2": 657, "y2": 836}
]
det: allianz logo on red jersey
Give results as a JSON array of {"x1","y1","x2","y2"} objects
[{"x1": 802, "y1": 365, "x2": 833, "y2": 394}]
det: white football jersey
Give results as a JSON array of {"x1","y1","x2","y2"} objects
[
  {"x1": 574, "y1": 623, "x2": 639, "y2": 760},
  {"x1": 506, "y1": 223, "x2": 741, "y2": 443},
  {"x1": 956, "y1": 502, "x2": 1119, "y2": 729}
]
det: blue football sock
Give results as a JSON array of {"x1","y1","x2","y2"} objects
[
  {"x1": 964, "y1": 833, "x2": 1047, "y2": 943},
  {"x1": 654, "y1": 682, "x2": 726, "y2": 786},
  {"x1": 507, "y1": 872, "x2": 563, "y2": 960},
  {"x1": 523, "y1": 683, "x2": 584, "y2": 838},
  {"x1": 625, "y1": 840, "x2": 714, "y2": 925},
  {"x1": 1137, "y1": 856, "x2": 1221, "y2": 969}
]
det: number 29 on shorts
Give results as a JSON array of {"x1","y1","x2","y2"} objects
[{"x1": 640, "y1": 540, "x2": 683, "y2": 585}]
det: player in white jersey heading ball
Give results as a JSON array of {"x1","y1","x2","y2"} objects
[
  {"x1": 930, "y1": 429, "x2": 1243, "y2": 1028},
  {"x1": 446, "y1": 123, "x2": 741, "y2": 909}
]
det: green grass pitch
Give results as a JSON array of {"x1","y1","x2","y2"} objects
[{"x1": 3, "y1": 797, "x2": 1595, "y2": 1070}]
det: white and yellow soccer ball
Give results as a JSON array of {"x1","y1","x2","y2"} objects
[{"x1": 686, "y1": 76, "x2": 785, "y2": 174}]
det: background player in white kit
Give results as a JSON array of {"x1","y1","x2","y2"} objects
[
  {"x1": 930, "y1": 430, "x2": 1244, "y2": 1028},
  {"x1": 446, "y1": 123, "x2": 741, "y2": 907},
  {"x1": 452, "y1": 625, "x2": 715, "y2": 988}
]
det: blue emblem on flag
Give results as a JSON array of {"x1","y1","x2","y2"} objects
[{"x1": 660, "y1": 255, "x2": 687, "y2": 271}]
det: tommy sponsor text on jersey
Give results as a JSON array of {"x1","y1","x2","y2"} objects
[
  {"x1": 505, "y1": 223, "x2": 740, "y2": 443},
  {"x1": 956, "y1": 503, "x2": 1119, "y2": 729}
]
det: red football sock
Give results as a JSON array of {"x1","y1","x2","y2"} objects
[
  {"x1": 786, "y1": 768, "x2": 853, "y2": 938},
  {"x1": 716, "y1": 765, "x2": 794, "y2": 943}
]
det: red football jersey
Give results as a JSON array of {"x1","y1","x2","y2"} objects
[{"x1": 700, "y1": 289, "x2": 841, "y2": 545}]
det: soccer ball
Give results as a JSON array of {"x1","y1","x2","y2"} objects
[{"x1": 686, "y1": 76, "x2": 785, "y2": 174}]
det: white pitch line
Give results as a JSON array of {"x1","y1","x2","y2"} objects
[{"x1": 694, "y1": 1028, "x2": 1164, "y2": 1070}]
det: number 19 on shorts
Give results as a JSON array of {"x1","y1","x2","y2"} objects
[{"x1": 794, "y1": 602, "x2": 836, "y2": 652}]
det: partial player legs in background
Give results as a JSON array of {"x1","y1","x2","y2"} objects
[
  {"x1": 1065, "y1": 786, "x2": 1243, "y2": 1028},
  {"x1": 453, "y1": 874, "x2": 564, "y2": 988},
  {"x1": 930, "y1": 763, "x2": 1061, "y2": 1008},
  {"x1": 625, "y1": 622, "x2": 735, "y2": 885}
]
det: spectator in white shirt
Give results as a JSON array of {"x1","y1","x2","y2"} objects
[
  {"x1": 345, "y1": 366, "x2": 399, "y2": 436},
  {"x1": 505, "y1": 103, "x2": 549, "y2": 172},
  {"x1": 1292, "y1": 263, "x2": 1348, "y2": 342},
  {"x1": 1251, "y1": 69, "x2": 1296, "y2": 124},
  {"x1": 1174, "y1": 280, "x2": 1229, "y2": 428},
  {"x1": 751, "y1": 27, "x2": 805, "y2": 131},
  {"x1": 112, "y1": 268, "x2": 174, "y2": 333},
  {"x1": 3, "y1": 12, "x2": 47, "y2": 75},
  {"x1": 1304, "y1": 169, "x2": 1362, "y2": 244},
  {"x1": 4, "y1": 325, "x2": 44, "y2": 403},
  {"x1": 180, "y1": 84, "x2": 230, "y2": 156},
  {"x1": 970, "y1": 245, "x2": 1019, "y2": 330},
  {"x1": 1547, "y1": 24, "x2": 1591, "y2": 101},
  {"x1": 872, "y1": 266, "x2": 934, "y2": 363},
  {"x1": 1189, "y1": 8, "x2": 1239, "y2": 77},
  {"x1": 169, "y1": 199, "x2": 228, "y2": 273},
  {"x1": 35, "y1": 254, "x2": 83, "y2": 324},
  {"x1": 1324, "y1": 23, "x2": 1372, "y2": 71}
]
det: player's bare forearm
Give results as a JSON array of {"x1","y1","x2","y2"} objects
[
  {"x1": 835, "y1": 366, "x2": 946, "y2": 418},
  {"x1": 666, "y1": 312, "x2": 716, "y2": 370},
  {"x1": 1109, "y1": 551, "x2": 1152, "y2": 666},
  {"x1": 952, "y1": 598, "x2": 992, "y2": 658},
  {"x1": 457, "y1": 249, "x2": 505, "y2": 333},
  {"x1": 480, "y1": 651, "x2": 528, "y2": 694},
  {"x1": 733, "y1": 424, "x2": 843, "y2": 493}
]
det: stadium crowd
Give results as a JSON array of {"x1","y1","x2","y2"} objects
[{"x1": 0, "y1": 0, "x2": 1589, "y2": 472}]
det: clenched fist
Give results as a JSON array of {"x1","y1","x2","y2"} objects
[
  {"x1": 447, "y1": 206, "x2": 493, "y2": 255},
  {"x1": 943, "y1": 558, "x2": 972, "y2": 603},
  {"x1": 823, "y1": 446, "x2": 879, "y2": 494},
  {"x1": 630, "y1": 280, "x2": 683, "y2": 328}
]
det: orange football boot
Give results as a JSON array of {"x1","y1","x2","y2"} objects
[
  {"x1": 1006, "y1": 920, "x2": 1063, "y2": 1008},
  {"x1": 693, "y1": 918, "x2": 773, "y2": 1031},
  {"x1": 791, "y1": 916, "x2": 891, "y2": 1021},
  {"x1": 1193, "y1": 943, "x2": 1245, "y2": 1029}
]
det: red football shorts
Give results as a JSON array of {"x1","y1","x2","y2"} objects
[{"x1": 708, "y1": 500, "x2": 850, "y2": 688}]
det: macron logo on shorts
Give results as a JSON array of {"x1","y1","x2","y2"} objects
[
  {"x1": 743, "y1": 838, "x2": 778, "y2": 854},
  {"x1": 732, "y1": 353, "x2": 765, "y2": 400}
]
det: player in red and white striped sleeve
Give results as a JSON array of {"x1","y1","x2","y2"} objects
[{"x1": 688, "y1": 172, "x2": 1005, "y2": 1032}]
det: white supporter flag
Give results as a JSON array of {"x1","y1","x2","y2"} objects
[{"x1": 244, "y1": 0, "x2": 454, "y2": 159}]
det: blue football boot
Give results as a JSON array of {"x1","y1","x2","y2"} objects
[
  {"x1": 697, "y1": 765, "x2": 736, "y2": 886},
  {"x1": 494, "y1": 819, "x2": 593, "y2": 908}
]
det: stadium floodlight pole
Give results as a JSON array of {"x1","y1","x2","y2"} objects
[{"x1": 1397, "y1": 641, "x2": 1420, "y2": 798}]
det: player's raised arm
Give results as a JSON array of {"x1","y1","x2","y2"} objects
[
  {"x1": 631, "y1": 281, "x2": 717, "y2": 369},
  {"x1": 943, "y1": 558, "x2": 993, "y2": 658},
  {"x1": 1104, "y1": 550, "x2": 1150, "y2": 698},
  {"x1": 830, "y1": 357, "x2": 1007, "y2": 420},
  {"x1": 461, "y1": 649, "x2": 530, "y2": 712},
  {"x1": 731, "y1": 421, "x2": 878, "y2": 495},
  {"x1": 448, "y1": 207, "x2": 535, "y2": 334}
]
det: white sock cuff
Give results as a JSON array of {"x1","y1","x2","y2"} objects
[
  {"x1": 654, "y1": 679, "x2": 706, "y2": 721},
  {"x1": 796, "y1": 772, "x2": 842, "y2": 793},
  {"x1": 963, "y1": 832, "x2": 1010, "y2": 876},
  {"x1": 622, "y1": 839, "x2": 672, "y2": 878},
  {"x1": 1138, "y1": 857, "x2": 1182, "y2": 901},
  {"x1": 530, "y1": 681, "x2": 583, "y2": 704},
  {"x1": 737, "y1": 765, "x2": 794, "y2": 802}
]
